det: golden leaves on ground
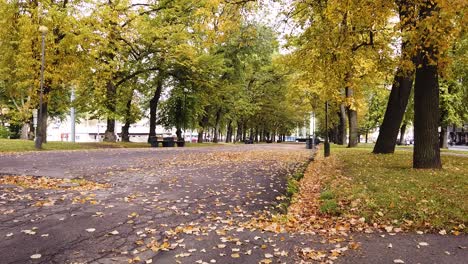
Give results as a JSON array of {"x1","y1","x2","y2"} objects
[{"x1": 0, "y1": 175, "x2": 109, "y2": 191}]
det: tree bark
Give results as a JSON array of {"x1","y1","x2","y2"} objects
[
  {"x1": 439, "y1": 126, "x2": 448, "y2": 149},
  {"x1": 346, "y1": 87, "x2": 358, "y2": 148},
  {"x1": 412, "y1": 2, "x2": 441, "y2": 169},
  {"x1": 104, "y1": 81, "x2": 117, "y2": 142},
  {"x1": 413, "y1": 62, "x2": 441, "y2": 168},
  {"x1": 337, "y1": 104, "x2": 347, "y2": 145},
  {"x1": 213, "y1": 109, "x2": 221, "y2": 143},
  {"x1": 121, "y1": 96, "x2": 133, "y2": 142},
  {"x1": 236, "y1": 121, "x2": 242, "y2": 142},
  {"x1": 176, "y1": 127, "x2": 182, "y2": 141},
  {"x1": 398, "y1": 122, "x2": 407, "y2": 145},
  {"x1": 121, "y1": 122, "x2": 130, "y2": 142},
  {"x1": 226, "y1": 120, "x2": 233, "y2": 143},
  {"x1": 148, "y1": 76, "x2": 164, "y2": 142},
  {"x1": 373, "y1": 0, "x2": 415, "y2": 154}
]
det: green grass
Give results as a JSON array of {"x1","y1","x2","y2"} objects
[
  {"x1": 352, "y1": 142, "x2": 468, "y2": 155},
  {"x1": 0, "y1": 139, "x2": 227, "y2": 153},
  {"x1": 324, "y1": 144, "x2": 468, "y2": 232}
]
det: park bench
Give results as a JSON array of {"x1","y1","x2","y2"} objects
[
  {"x1": 244, "y1": 139, "x2": 254, "y2": 144},
  {"x1": 149, "y1": 137, "x2": 185, "y2": 147}
]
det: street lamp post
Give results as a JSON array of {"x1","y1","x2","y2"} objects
[
  {"x1": 324, "y1": 101, "x2": 330, "y2": 157},
  {"x1": 35, "y1": 25, "x2": 48, "y2": 149}
]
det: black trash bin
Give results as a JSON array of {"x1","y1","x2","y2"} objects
[
  {"x1": 162, "y1": 137, "x2": 175, "y2": 147},
  {"x1": 176, "y1": 140, "x2": 185, "y2": 147},
  {"x1": 149, "y1": 136, "x2": 159, "y2": 147},
  {"x1": 306, "y1": 138, "x2": 313, "y2": 149}
]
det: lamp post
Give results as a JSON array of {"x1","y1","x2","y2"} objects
[
  {"x1": 324, "y1": 101, "x2": 330, "y2": 157},
  {"x1": 70, "y1": 86, "x2": 76, "y2": 143},
  {"x1": 35, "y1": 25, "x2": 48, "y2": 149}
]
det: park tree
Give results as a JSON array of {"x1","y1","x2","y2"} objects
[
  {"x1": 373, "y1": 0, "x2": 417, "y2": 154},
  {"x1": 287, "y1": 0, "x2": 394, "y2": 148},
  {"x1": 0, "y1": 0, "x2": 87, "y2": 142},
  {"x1": 411, "y1": 0, "x2": 465, "y2": 169}
]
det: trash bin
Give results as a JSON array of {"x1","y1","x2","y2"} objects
[
  {"x1": 306, "y1": 138, "x2": 313, "y2": 149},
  {"x1": 149, "y1": 136, "x2": 158, "y2": 147},
  {"x1": 162, "y1": 137, "x2": 175, "y2": 147}
]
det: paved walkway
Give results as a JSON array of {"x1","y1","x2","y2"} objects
[{"x1": 0, "y1": 145, "x2": 466, "y2": 263}]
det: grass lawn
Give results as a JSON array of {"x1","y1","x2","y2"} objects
[
  {"x1": 320, "y1": 144, "x2": 467, "y2": 232},
  {"x1": 0, "y1": 139, "x2": 225, "y2": 153}
]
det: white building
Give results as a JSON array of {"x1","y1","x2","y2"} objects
[{"x1": 46, "y1": 116, "x2": 198, "y2": 143}]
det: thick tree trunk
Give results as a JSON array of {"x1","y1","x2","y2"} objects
[
  {"x1": 413, "y1": 3, "x2": 441, "y2": 169},
  {"x1": 337, "y1": 104, "x2": 347, "y2": 145},
  {"x1": 148, "y1": 77, "x2": 164, "y2": 142},
  {"x1": 413, "y1": 62, "x2": 441, "y2": 168},
  {"x1": 373, "y1": 1, "x2": 415, "y2": 153},
  {"x1": 346, "y1": 87, "x2": 358, "y2": 148},
  {"x1": 373, "y1": 68, "x2": 414, "y2": 153},
  {"x1": 398, "y1": 123, "x2": 407, "y2": 145},
  {"x1": 104, "y1": 81, "x2": 117, "y2": 142}
]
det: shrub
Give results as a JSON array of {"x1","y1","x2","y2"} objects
[{"x1": 0, "y1": 126, "x2": 10, "y2": 138}]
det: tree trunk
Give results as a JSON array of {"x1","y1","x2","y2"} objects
[
  {"x1": 439, "y1": 126, "x2": 448, "y2": 149},
  {"x1": 337, "y1": 104, "x2": 347, "y2": 145},
  {"x1": 242, "y1": 124, "x2": 247, "y2": 141},
  {"x1": 413, "y1": 2, "x2": 441, "y2": 169},
  {"x1": 373, "y1": 1, "x2": 415, "y2": 154},
  {"x1": 121, "y1": 96, "x2": 133, "y2": 142},
  {"x1": 346, "y1": 87, "x2": 358, "y2": 148},
  {"x1": 398, "y1": 123, "x2": 407, "y2": 145},
  {"x1": 236, "y1": 121, "x2": 242, "y2": 142},
  {"x1": 226, "y1": 120, "x2": 233, "y2": 143},
  {"x1": 176, "y1": 127, "x2": 182, "y2": 141},
  {"x1": 213, "y1": 109, "x2": 221, "y2": 143},
  {"x1": 104, "y1": 81, "x2": 117, "y2": 142},
  {"x1": 20, "y1": 123, "x2": 29, "y2": 140},
  {"x1": 122, "y1": 122, "x2": 130, "y2": 142},
  {"x1": 365, "y1": 131, "x2": 368, "y2": 143},
  {"x1": 148, "y1": 77, "x2": 164, "y2": 142},
  {"x1": 28, "y1": 120, "x2": 35, "y2": 140},
  {"x1": 373, "y1": 67, "x2": 414, "y2": 153}
]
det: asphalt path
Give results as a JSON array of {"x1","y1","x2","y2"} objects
[{"x1": 0, "y1": 144, "x2": 466, "y2": 263}]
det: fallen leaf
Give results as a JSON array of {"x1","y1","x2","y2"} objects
[{"x1": 30, "y1": 254, "x2": 41, "y2": 259}]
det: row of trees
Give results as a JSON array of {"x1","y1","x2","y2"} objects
[
  {"x1": 0, "y1": 0, "x2": 307, "y2": 144},
  {"x1": 1, "y1": 0, "x2": 466, "y2": 169},
  {"x1": 286, "y1": 0, "x2": 467, "y2": 168}
]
